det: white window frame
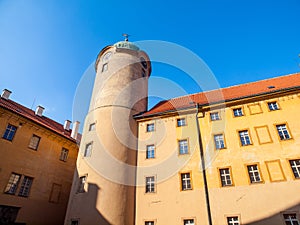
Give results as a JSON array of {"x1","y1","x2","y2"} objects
[
  {"x1": 210, "y1": 112, "x2": 220, "y2": 121},
  {"x1": 289, "y1": 159, "x2": 300, "y2": 179},
  {"x1": 214, "y1": 134, "x2": 225, "y2": 149},
  {"x1": 145, "y1": 176, "x2": 155, "y2": 193},
  {"x1": 60, "y1": 148, "x2": 69, "y2": 162},
  {"x1": 84, "y1": 142, "x2": 93, "y2": 157},
  {"x1": 177, "y1": 118, "x2": 186, "y2": 127},
  {"x1": 247, "y1": 164, "x2": 262, "y2": 183},
  {"x1": 227, "y1": 216, "x2": 240, "y2": 225},
  {"x1": 89, "y1": 123, "x2": 96, "y2": 131},
  {"x1": 77, "y1": 176, "x2": 87, "y2": 193},
  {"x1": 233, "y1": 108, "x2": 243, "y2": 117},
  {"x1": 276, "y1": 124, "x2": 291, "y2": 140},
  {"x1": 219, "y1": 168, "x2": 232, "y2": 186},
  {"x1": 268, "y1": 101, "x2": 279, "y2": 111},
  {"x1": 146, "y1": 123, "x2": 155, "y2": 132},
  {"x1": 146, "y1": 145, "x2": 155, "y2": 159},
  {"x1": 3, "y1": 124, "x2": 17, "y2": 141},
  {"x1": 183, "y1": 219, "x2": 195, "y2": 225},
  {"x1": 283, "y1": 213, "x2": 300, "y2": 225},
  {"x1": 145, "y1": 221, "x2": 155, "y2": 225},
  {"x1": 239, "y1": 130, "x2": 251, "y2": 146},
  {"x1": 4, "y1": 173, "x2": 21, "y2": 194},
  {"x1": 102, "y1": 63, "x2": 108, "y2": 72},
  {"x1": 18, "y1": 176, "x2": 33, "y2": 197},
  {"x1": 28, "y1": 134, "x2": 41, "y2": 150},
  {"x1": 178, "y1": 139, "x2": 189, "y2": 155},
  {"x1": 181, "y1": 173, "x2": 192, "y2": 191}
]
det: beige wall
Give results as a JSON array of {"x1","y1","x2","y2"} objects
[
  {"x1": 136, "y1": 91, "x2": 300, "y2": 225},
  {"x1": 0, "y1": 108, "x2": 78, "y2": 225},
  {"x1": 65, "y1": 45, "x2": 151, "y2": 225}
]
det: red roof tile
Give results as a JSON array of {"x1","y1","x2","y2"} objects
[
  {"x1": 141, "y1": 72, "x2": 300, "y2": 117},
  {"x1": 0, "y1": 97, "x2": 77, "y2": 142}
]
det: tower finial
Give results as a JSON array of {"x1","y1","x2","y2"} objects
[{"x1": 122, "y1": 33, "x2": 130, "y2": 42}]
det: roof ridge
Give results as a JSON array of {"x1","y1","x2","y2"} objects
[
  {"x1": 143, "y1": 72, "x2": 300, "y2": 117},
  {"x1": 162, "y1": 72, "x2": 300, "y2": 102},
  {"x1": 0, "y1": 97, "x2": 75, "y2": 142}
]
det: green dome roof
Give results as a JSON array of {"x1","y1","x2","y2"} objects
[{"x1": 113, "y1": 41, "x2": 139, "y2": 51}]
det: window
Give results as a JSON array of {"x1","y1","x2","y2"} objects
[
  {"x1": 142, "y1": 70, "x2": 146, "y2": 78},
  {"x1": 219, "y1": 168, "x2": 232, "y2": 186},
  {"x1": 233, "y1": 108, "x2": 243, "y2": 117},
  {"x1": 140, "y1": 57, "x2": 148, "y2": 69},
  {"x1": 89, "y1": 123, "x2": 95, "y2": 131},
  {"x1": 276, "y1": 124, "x2": 291, "y2": 140},
  {"x1": 289, "y1": 160, "x2": 300, "y2": 179},
  {"x1": 247, "y1": 165, "x2": 262, "y2": 183},
  {"x1": 60, "y1": 148, "x2": 69, "y2": 162},
  {"x1": 18, "y1": 176, "x2": 33, "y2": 197},
  {"x1": 268, "y1": 101, "x2": 279, "y2": 111},
  {"x1": 177, "y1": 118, "x2": 186, "y2": 127},
  {"x1": 227, "y1": 216, "x2": 240, "y2": 225},
  {"x1": 178, "y1": 139, "x2": 189, "y2": 155},
  {"x1": 146, "y1": 145, "x2": 155, "y2": 159},
  {"x1": 146, "y1": 123, "x2": 155, "y2": 132},
  {"x1": 0, "y1": 205, "x2": 20, "y2": 224},
  {"x1": 210, "y1": 112, "x2": 220, "y2": 121},
  {"x1": 102, "y1": 51, "x2": 112, "y2": 62},
  {"x1": 84, "y1": 142, "x2": 93, "y2": 157},
  {"x1": 78, "y1": 176, "x2": 87, "y2": 193},
  {"x1": 145, "y1": 221, "x2": 154, "y2": 225},
  {"x1": 181, "y1": 173, "x2": 192, "y2": 190},
  {"x1": 28, "y1": 134, "x2": 40, "y2": 150},
  {"x1": 71, "y1": 219, "x2": 79, "y2": 225},
  {"x1": 214, "y1": 134, "x2": 225, "y2": 149},
  {"x1": 239, "y1": 130, "x2": 251, "y2": 146},
  {"x1": 4, "y1": 173, "x2": 21, "y2": 194},
  {"x1": 184, "y1": 219, "x2": 195, "y2": 225},
  {"x1": 145, "y1": 176, "x2": 155, "y2": 193},
  {"x1": 283, "y1": 213, "x2": 300, "y2": 225},
  {"x1": 102, "y1": 63, "x2": 108, "y2": 72},
  {"x1": 3, "y1": 124, "x2": 17, "y2": 141}
]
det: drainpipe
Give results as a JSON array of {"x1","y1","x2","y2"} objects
[{"x1": 194, "y1": 103, "x2": 213, "y2": 225}]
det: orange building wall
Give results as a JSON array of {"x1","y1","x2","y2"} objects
[{"x1": 0, "y1": 107, "x2": 78, "y2": 225}]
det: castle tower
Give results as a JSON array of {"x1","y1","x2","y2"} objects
[{"x1": 65, "y1": 39, "x2": 151, "y2": 225}]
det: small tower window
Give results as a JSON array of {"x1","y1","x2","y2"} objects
[
  {"x1": 142, "y1": 69, "x2": 146, "y2": 78},
  {"x1": 102, "y1": 63, "x2": 108, "y2": 72},
  {"x1": 140, "y1": 57, "x2": 147, "y2": 69},
  {"x1": 102, "y1": 51, "x2": 112, "y2": 62}
]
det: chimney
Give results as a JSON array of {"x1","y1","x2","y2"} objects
[
  {"x1": 1, "y1": 89, "x2": 12, "y2": 100},
  {"x1": 35, "y1": 105, "x2": 45, "y2": 117},
  {"x1": 71, "y1": 121, "x2": 80, "y2": 139},
  {"x1": 64, "y1": 120, "x2": 71, "y2": 131}
]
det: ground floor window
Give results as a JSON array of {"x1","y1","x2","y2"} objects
[{"x1": 0, "y1": 205, "x2": 20, "y2": 224}]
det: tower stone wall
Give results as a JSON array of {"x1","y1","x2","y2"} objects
[{"x1": 64, "y1": 41, "x2": 151, "y2": 225}]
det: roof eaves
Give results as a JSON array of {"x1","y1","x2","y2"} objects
[
  {"x1": 136, "y1": 85, "x2": 300, "y2": 119},
  {"x1": 0, "y1": 100, "x2": 77, "y2": 143}
]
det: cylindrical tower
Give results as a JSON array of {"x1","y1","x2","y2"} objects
[{"x1": 65, "y1": 40, "x2": 151, "y2": 225}]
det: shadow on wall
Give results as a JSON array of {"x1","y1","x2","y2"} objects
[
  {"x1": 65, "y1": 168, "x2": 112, "y2": 225},
  {"x1": 244, "y1": 203, "x2": 300, "y2": 225}
]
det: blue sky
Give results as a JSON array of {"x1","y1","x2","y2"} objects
[{"x1": 0, "y1": 0, "x2": 299, "y2": 128}]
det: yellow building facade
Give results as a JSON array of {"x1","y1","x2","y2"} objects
[
  {"x1": 63, "y1": 39, "x2": 300, "y2": 225},
  {"x1": 135, "y1": 73, "x2": 300, "y2": 225},
  {"x1": 0, "y1": 90, "x2": 79, "y2": 225}
]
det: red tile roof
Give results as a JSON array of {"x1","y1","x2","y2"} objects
[
  {"x1": 0, "y1": 97, "x2": 77, "y2": 142},
  {"x1": 140, "y1": 72, "x2": 300, "y2": 117}
]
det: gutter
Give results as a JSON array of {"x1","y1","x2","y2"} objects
[{"x1": 194, "y1": 103, "x2": 213, "y2": 225}]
